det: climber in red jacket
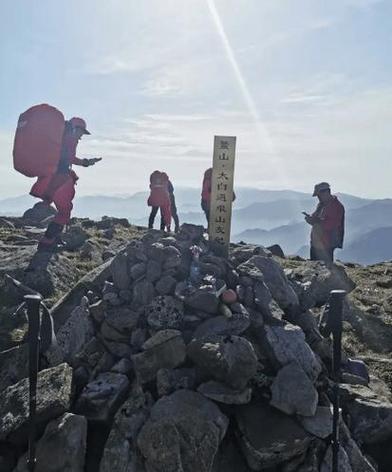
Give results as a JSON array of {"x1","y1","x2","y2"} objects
[
  {"x1": 31, "y1": 117, "x2": 101, "y2": 250},
  {"x1": 147, "y1": 171, "x2": 172, "y2": 232},
  {"x1": 304, "y1": 182, "x2": 345, "y2": 264}
]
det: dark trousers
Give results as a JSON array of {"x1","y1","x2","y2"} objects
[
  {"x1": 148, "y1": 207, "x2": 163, "y2": 230},
  {"x1": 310, "y1": 245, "x2": 335, "y2": 264},
  {"x1": 170, "y1": 193, "x2": 180, "y2": 231},
  {"x1": 148, "y1": 195, "x2": 180, "y2": 231},
  {"x1": 201, "y1": 199, "x2": 210, "y2": 225}
]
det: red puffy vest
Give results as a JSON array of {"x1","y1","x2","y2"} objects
[
  {"x1": 13, "y1": 104, "x2": 65, "y2": 178},
  {"x1": 148, "y1": 171, "x2": 170, "y2": 208}
]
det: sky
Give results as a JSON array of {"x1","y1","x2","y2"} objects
[{"x1": 0, "y1": 0, "x2": 391, "y2": 199}]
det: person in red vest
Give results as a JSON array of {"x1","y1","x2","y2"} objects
[
  {"x1": 201, "y1": 168, "x2": 236, "y2": 226},
  {"x1": 147, "y1": 171, "x2": 172, "y2": 232},
  {"x1": 304, "y1": 182, "x2": 345, "y2": 264},
  {"x1": 30, "y1": 117, "x2": 101, "y2": 250}
]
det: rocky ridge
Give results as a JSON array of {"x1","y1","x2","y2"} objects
[{"x1": 0, "y1": 213, "x2": 391, "y2": 471}]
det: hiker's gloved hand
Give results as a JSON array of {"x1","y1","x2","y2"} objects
[
  {"x1": 82, "y1": 158, "x2": 102, "y2": 167},
  {"x1": 305, "y1": 215, "x2": 319, "y2": 225}
]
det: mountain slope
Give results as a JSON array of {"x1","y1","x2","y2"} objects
[{"x1": 341, "y1": 226, "x2": 392, "y2": 265}]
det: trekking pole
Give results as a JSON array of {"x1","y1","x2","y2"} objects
[
  {"x1": 25, "y1": 294, "x2": 42, "y2": 472},
  {"x1": 328, "y1": 289, "x2": 346, "y2": 472}
]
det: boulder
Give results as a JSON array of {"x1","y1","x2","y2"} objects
[
  {"x1": 193, "y1": 313, "x2": 250, "y2": 339},
  {"x1": 22, "y1": 202, "x2": 56, "y2": 223},
  {"x1": 156, "y1": 368, "x2": 196, "y2": 397},
  {"x1": 14, "y1": 413, "x2": 87, "y2": 472},
  {"x1": 132, "y1": 280, "x2": 155, "y2": 307},
  {"x1": 111, "y1": 358, "x2": 134, "y2": 376},
  {"x1": 282, "y1": 439, "x2": 326, "y2": 472},
  {"x1": 339, "y1": 383, "x2": 392, "y2": 444},
  {"x1": 0, "y1": 363, "x2": 73, "y2": 443},
  {"x1": 0, "y1": 344, "x2": 29, "y2": 392},
  {"x1": 132, "y1": 330, "x2": 186, "y2": 384},
  {"x1": 263, "y1": 323, "x2": 322, "y2": 381},
  {"x1": 55, "y1": 296, "x2": 94, "y2": 363},
  {"x1": 146, "y1": 260, "x2": 162, "y2": 283},
  {"x1": 321, "y1": 446, "x2": 353, "y2": 472},
  {"x1": 101, "y1": 338, "x2": 133, "y2": 359},
  {"x1": 96, "y1": 216, "x2": 130, "y2": 229},
  {"x1": 146, "y1": 296, "x2": 184, "y2": 332},
  {"x1": 104, "y1": 306, "x2": 140, "y2": 335},
  {"x1": 185, "y1": 287, "x2": 219, "y2": 314},
  {"x1": 212, "y1": 435, "x2": 253, "y2": 472},
  {"x1": 340, "y1": 420, "x2": 377, "y2": 472},
  {"x1": 270, "y1": 364, "x2": 318, "y2": 417},
  {"x1": 73, "y1": 337, "x2": 108, "y2": 373},
  {"x1": 100, "y1": 384, "x2": 151, "y2": 472},
  {"x1": 198, "y1": 380, "x2": 252, "y2": 405},
  {"x1": 80, "y1": 240, "x2": 100, "y2": 261},
  {"x1": 130, "y1": 262, "x2": 147, "y2": 280},
  {"x1": 230, "y1": 244, "x2": 271, "y2": 267},
  {"x1": 235, "y1": 401, "x2": 311, "y2": 470},
  {"x1": 89, "y1": 299, "x2": 106, "y2": 324},
  {"x1": 51, "y1": 258, "x2": 113, "y2": 332},
  {"x1": 110, "y1": 253, "x2": 131, "y2": 290},
  {"x1": 188, "y1": 335, "x2": 258, "y2": 390},
  {"x1": 245, "y1": 256, "x2": 299, "y2": 312},
  {"x1": 137, "y1": 390, "x2": 229, "y2": 472},
  {"x1": 299, "y1": 406, "x2": 333, "y2": 439},
  {"x1": 267, "y1": 244, "x2": 285, "y2": 258},
  {"x1": 284, "y1": 260, "x2": 356, "y2": 310},
  {"x1": 101, "y1": 320, "x2": 129, "y2": 343},
  {"x1": 155, "y1": 275, "x2": 177, "y2": 295},
  {"x1": 176, "y1": 223, "x2": 204, "y2": 242},
  {"x1": 127, "y1": 239, "x2": 147, "y2": 262},
  {"x1": 61, "y1": 225, "x2": 89, "y2": 251},
  {"x1": 75, "y1": 372, "x2": 130, "y2": 423}
]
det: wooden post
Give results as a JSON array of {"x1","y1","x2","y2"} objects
[{"x1": 208, "y1": 136, "x2": 237, "y2": 256}]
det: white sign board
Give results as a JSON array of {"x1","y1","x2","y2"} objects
[{"x1": 209, "y1": 136, "x2": 237, "y2": 254}]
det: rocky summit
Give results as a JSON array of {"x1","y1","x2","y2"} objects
[{"x1": 0, "y1": 216, "x2": 392, "y2": 471}]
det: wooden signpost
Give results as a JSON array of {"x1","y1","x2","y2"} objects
[{"x1": 208, "y1": 136, "x2": 237, "y2": 256}]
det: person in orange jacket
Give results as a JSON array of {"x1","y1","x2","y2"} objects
[
  {"x1": 30, "y1": 117, "x2": 101, "y2": 250},
  {"x1": 201, "y1": 168, "x2": 236, "y2": 226},
  {"x1": 147, "y1": 171, "x2": 172, "y2": 232},
  {"x1": 304, "y1": 182, "x2": 345, "y2": 264}
]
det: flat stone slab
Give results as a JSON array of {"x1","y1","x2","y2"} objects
[
  {"x1": 235, "y1": 401, "x2": 311, "y2": 470},
  {"x1": 198, "y1": 380, "x2": 252, "y2": 405},
  {"x1": 270, "y1": 363, "x2": 318, "y2": 417},
  {"x1": 0, "y1": 363, "x2": 73, "y2": 443}
]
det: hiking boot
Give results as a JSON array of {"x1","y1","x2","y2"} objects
[{"x1": 37, "y1": 237, "x2": 57, "y2": 252}]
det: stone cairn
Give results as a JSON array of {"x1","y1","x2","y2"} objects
[{"x1": 1, "y1": 223, "x2": 390, "y2": 471}]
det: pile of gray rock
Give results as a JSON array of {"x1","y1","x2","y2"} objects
[{"x1": 1, "y1": 224, "x2": 391, "y2": 471}]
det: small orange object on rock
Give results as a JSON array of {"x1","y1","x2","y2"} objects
[{"x1": 221, "y1": 289, "x2": 237, "y2": 304}]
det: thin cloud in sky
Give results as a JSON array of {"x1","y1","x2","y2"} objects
[{"x1": 0, "y1": 0, "x2": 391, "y2": 199}]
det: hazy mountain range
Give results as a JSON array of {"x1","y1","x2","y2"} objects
[{"x1": 1, "y1": 187, "x2": 391, "y2": 265}]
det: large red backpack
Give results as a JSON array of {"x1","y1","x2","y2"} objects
[
  {"x1": 148, "y1": 171, "x2": 170, "y2": 208},
  {"x1": 13, "y1": 104, "x2": 65, "y2": 178},
  {"x1": 150, "y1": 170, "x2": 169, "y2": 189},
  {"x1": 150, "y1": 170, "x2": 169, "y2": 188}
]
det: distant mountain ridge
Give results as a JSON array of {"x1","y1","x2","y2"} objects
[{"x1": 0, "y1": 187, "x2": 391, "y2": 264}]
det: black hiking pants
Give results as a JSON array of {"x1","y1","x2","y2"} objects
[{"x1": 310, "y1": 245, "x2": 335, "y2": 264}]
